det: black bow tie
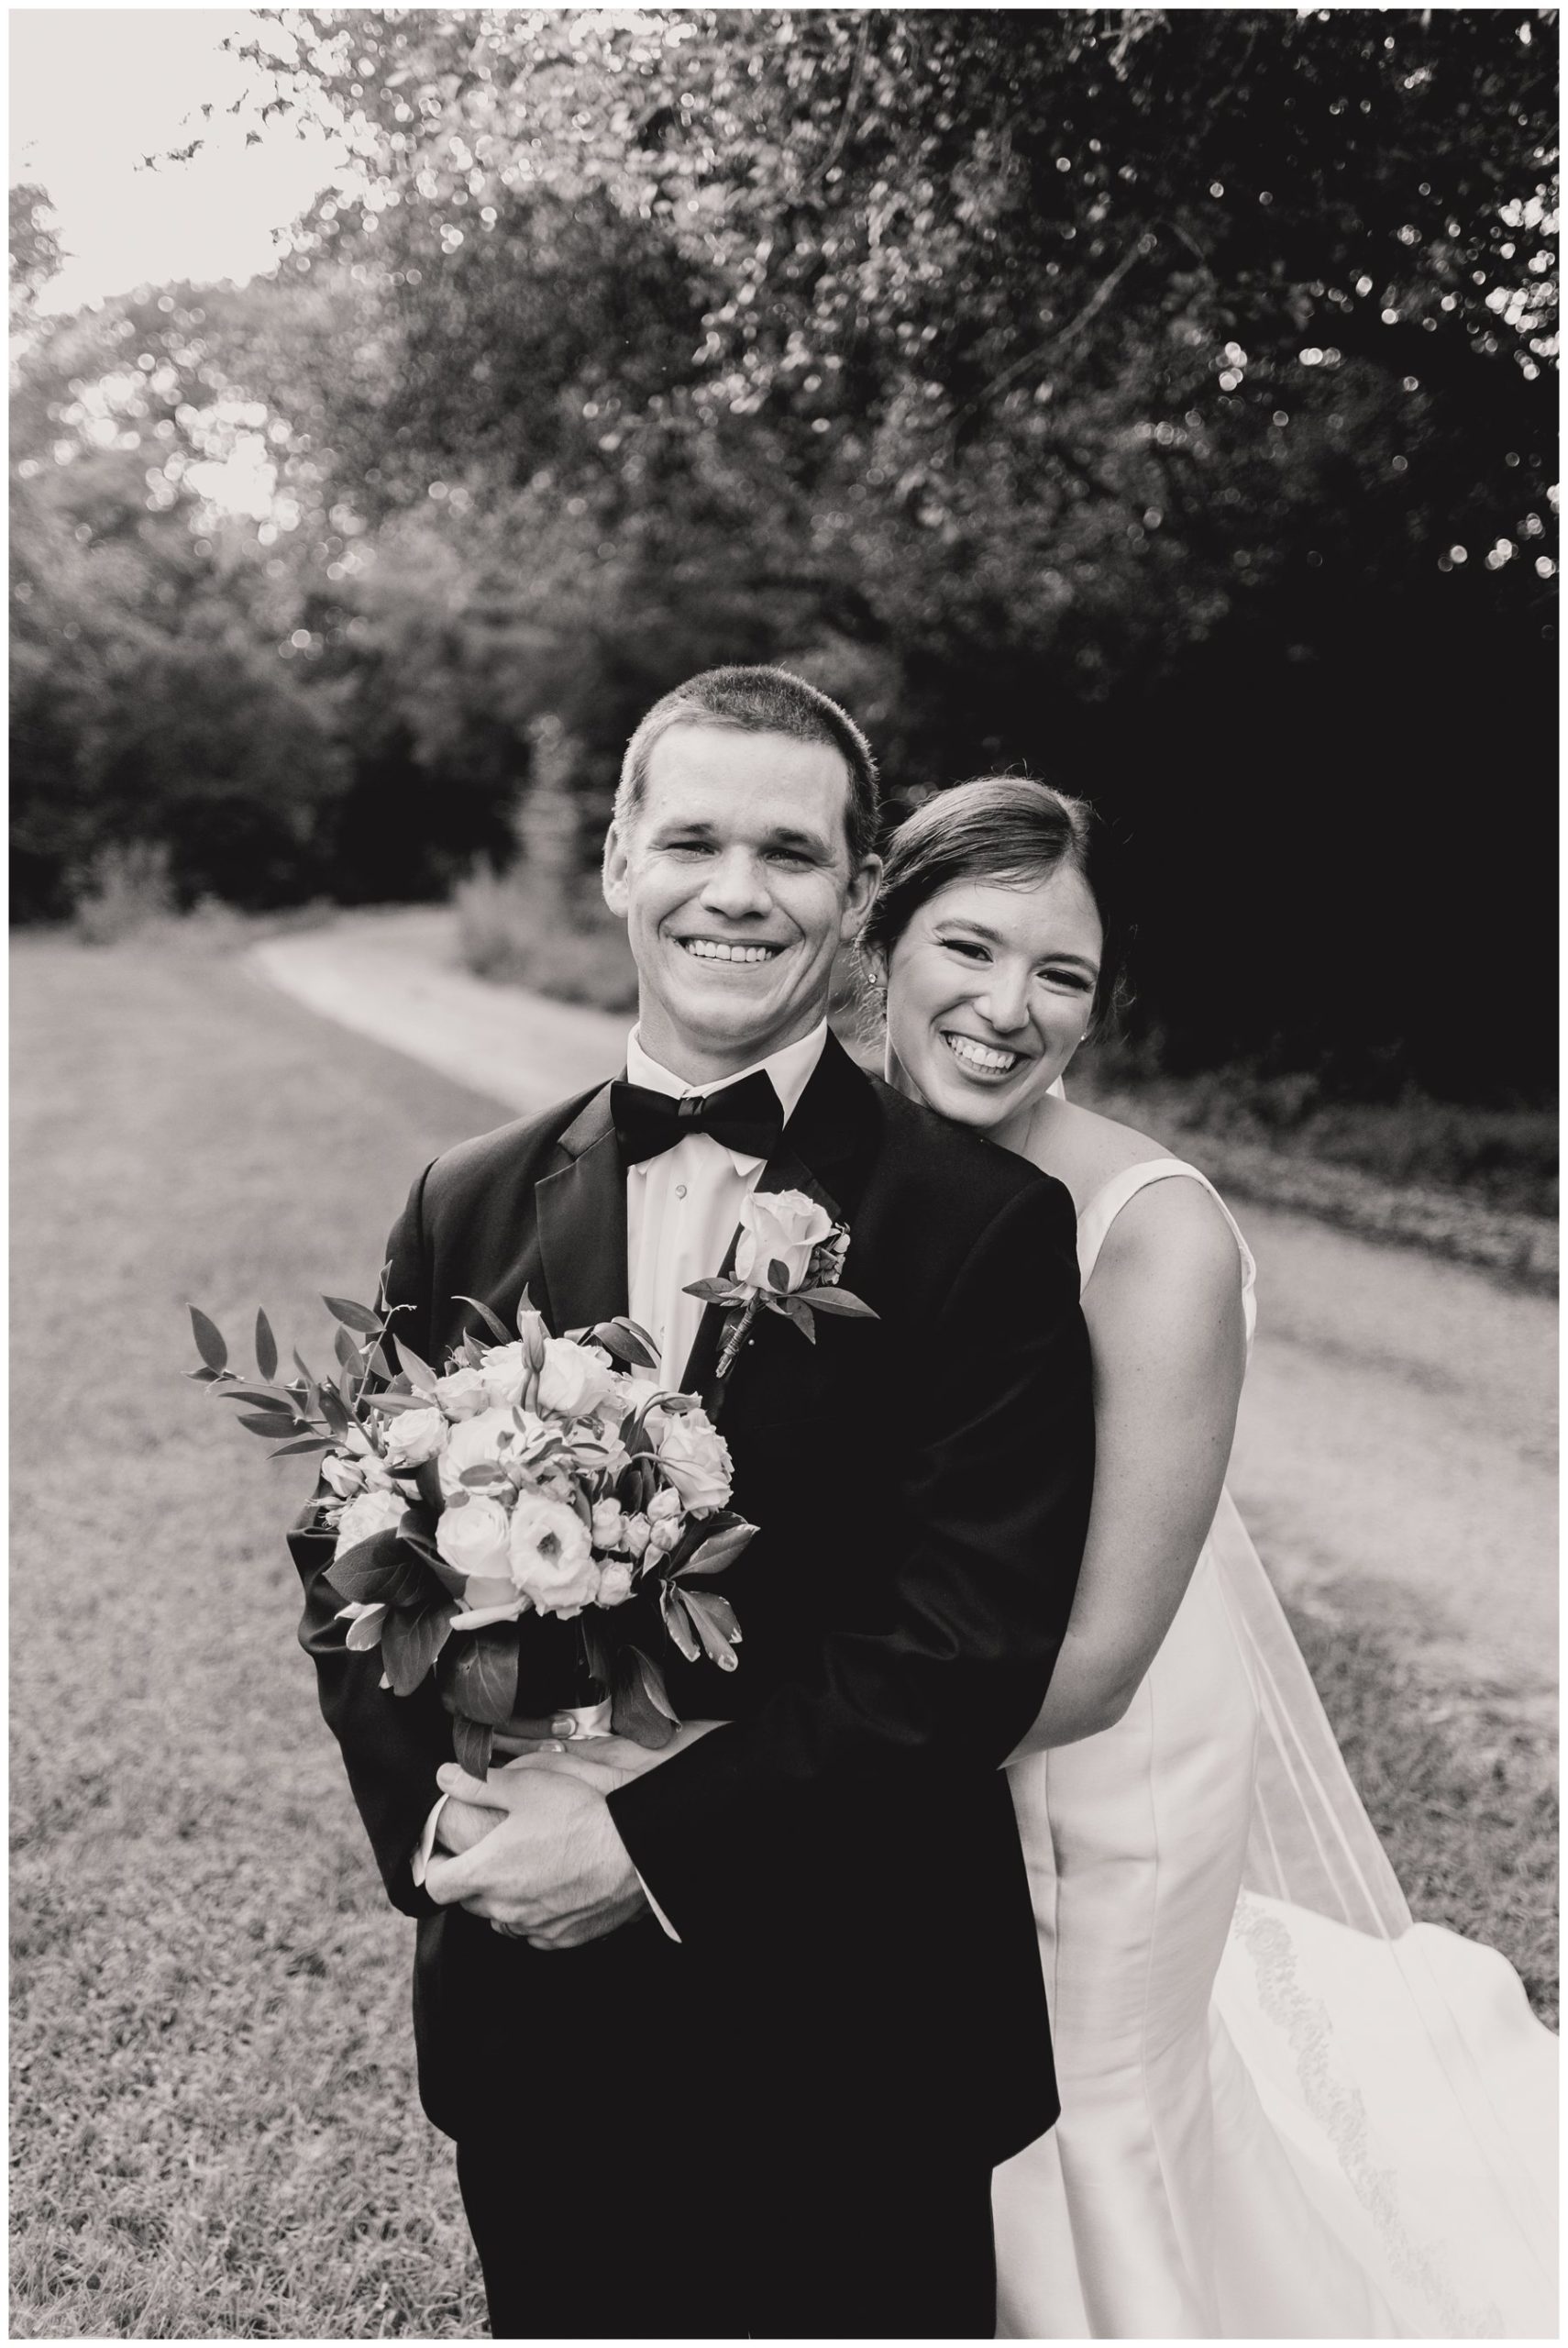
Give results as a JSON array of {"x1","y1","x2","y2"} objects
[{"x1": 611, "y1": 1069, "x2": 786, "y2": 1167}]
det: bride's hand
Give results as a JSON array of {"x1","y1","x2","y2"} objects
[{"x1": 464, "y1": 1720, "x2": 721, "y2": 1797}]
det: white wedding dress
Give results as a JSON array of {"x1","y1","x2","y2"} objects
[{"x1": 994, "y1": 1159, "x2": 1557, "y2": 2340}]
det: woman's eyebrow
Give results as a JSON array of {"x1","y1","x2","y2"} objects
[{"x1": 935, "y1": 919, "x2": 1099, "y2": 974}]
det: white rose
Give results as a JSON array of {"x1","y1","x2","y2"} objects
[
  {"x1": 506, "y1": 1491, "x2": 600, "y2": 1617},
  {"x1": 602, "y1": 1376, "x2": 667, "y2": 1439},
  {"x1": 647, "y1": 1514, "x2": 684, "y2": 1556},
  {"x1": 596, "y1": 1559, "x2": 635, "y2": 1607},
  {"x1": 381, "y1": 1405, "x2": 447, "y2": 1473},
  {"x1": 477, "y1": 1342, "x2": 530, "y2": 1408},
  {"x1": 647, "y1": 1485, "x2": 683, "y2": 1523},
  {"x1": 322, "y1": 1452, "x2": 366, "y2": 1501},
  {"x1": 437, "y1": 1406, "x2": 523, "y2": 1500},
  {"x1": 536, "y1": 1338, "x2": 616, "y2": 1421},
  {"x1": 434, "y1": 1365, "x2": 491, "y2": 1420},
  {"x1": 591, "y1": 1498, "x2": 627, "y2": 1551},
  {"x1": 734, "y1": 1188, "x2": 834, "y2": 1293},
  {"x1": 624, "y1": 1512, "x2": 652, "y2": 1558},
  {"x1": 343, "y1": 1423, "x2": 396, "y2": 1489},
  {"x1": 656, "y1": 1409, "x2": 734, "y2": 1512},
  {"x1": 334, "y1": 1484, "x2": 406, "y2": 1559},
  {"x1": 436, "y1": 1494, "x2": 514, "y2": 1585}
]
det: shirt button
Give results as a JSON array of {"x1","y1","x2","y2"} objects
[{"x1": 674, "y1": 1183, "x2": 687, "y2": 1200}]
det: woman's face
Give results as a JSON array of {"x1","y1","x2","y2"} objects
[{"x1": 879, "y1": 867, "x2": 1103, "y2": 1139}]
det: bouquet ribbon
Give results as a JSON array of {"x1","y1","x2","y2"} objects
[{"x1": 555, "y1": 1698, "x2": 613, "y2": 1742}]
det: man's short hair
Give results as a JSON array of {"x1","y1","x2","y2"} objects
[{"x1": 614, "y1": 666, "x2": 880, "y2": 865}]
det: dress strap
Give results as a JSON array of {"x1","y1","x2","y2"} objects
[{"x1": 1077, "y1": 1158, "x2": 1257, "y2": 1343}]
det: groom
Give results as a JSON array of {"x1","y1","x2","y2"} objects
[{"x1": 292, "y1": 666, "x2": 1094, "y2": 2338}]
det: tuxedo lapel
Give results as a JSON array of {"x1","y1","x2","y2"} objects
[
  {"x1": 535, "y1": 1083, "x2": 630, "y2": 1336},
  {"x1": 679, "y1": 1033, "x2": 881, "y2": 1407}
]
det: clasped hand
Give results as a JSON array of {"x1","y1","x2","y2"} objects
[{"x1": 425, "y1": 1726, "x2": 713, "y2": 1951}]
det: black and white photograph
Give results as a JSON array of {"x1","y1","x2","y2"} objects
[{"x1": 9, "y1": 6, "x2": 1559, "y2": 2338}]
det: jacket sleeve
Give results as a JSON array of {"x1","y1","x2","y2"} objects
[
  {"x1": 290, "y1": 1160, "x2": 449, "y2": 1918},
  {"x1": 607, "y1": 1176, "x2": 1094, "y2": 1940}
]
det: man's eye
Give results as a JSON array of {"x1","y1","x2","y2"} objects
[
  {"x1": 662, "y1": 840, "x2": 712, "y2": 857},
  {"x1": 766, "y1": 848, "x2": 811, "y2": 866}
]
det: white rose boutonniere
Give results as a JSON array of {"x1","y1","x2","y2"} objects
[{"x1": 685, "y1": 1187, "x2": 878, "y2": 1380}]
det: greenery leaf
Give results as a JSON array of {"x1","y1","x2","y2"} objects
[
  {"x1": 237, "y1": 1411, "x2": 309, "y2": 1436},
  {"x1": 770, "y1": 1294, "x2": 815, "y2": 1340},
  {"x1": 326, "y1": 1529, "x2": 443, "y2": 1608},
  {"x1": 269, "y1": 1435, "x2": 335, "y2": 1456},
  {"x1": 682, "y1": 1587, "x2": 741, "y2": 1670},
  {"x1": 254, "y1": 1309, "x2": 279, "y2": 1380},
  {"x1": 591, "y1": 1315, "x2": 659, "y2": 1369},
  {"x1": 767, "y1": 1257, "x2": 792, "y2": 1292},
  {"x1": 381, "y1": 1600, "x2": 456, "y2": 1695},
  {"x1": 660, "y1": 1584, "x2": 701, "y2": 1664},
  {"x1": 680, "y1": 1278, "x2": 746, "y2": 1307},
  {"x1": 676, "y1": 1519, "x2": 756, "y2": 1578},
  {"x1": 609, "y1": 1645, "x2": 679, "y2": 1746},
  {"x1": 188, "y1": 1305, "x2": 227, "y2": 1372},
  {"x1": 797, "y1": 1285, "x2": 878, "y2": 1319},
  {"x1": 392, "y1": 1334, "x2": 440, "y2": 1394},
  {"x1": 344, "y1": 1604, "x2": 386, "y2": 1653},
  {"x1": 317, "y1": 1383, "x2": 351, "y2": 1438},
  {"x1": 363, "y1": 1386, "x2": 429, "y2": 1415},
  {"x1": 454, "y1": 1291, "x2": 513, "y2": 1345},
  {"x1": 324, "y1": 1294, "x2": 383, "y2": 1335},
  {"x1": 442, "y1": 1622, "x2": 521, "y2": 1726},
  {"x1": 450, "y1": 1711, "x2": 493, "y2": 1779}
]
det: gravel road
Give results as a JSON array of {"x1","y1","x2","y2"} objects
[{"x1": 253, "y1": 910, "x2": 1557, "y2": 1731}]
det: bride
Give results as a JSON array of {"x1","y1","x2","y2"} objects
[{"x1": 856, "y1": 775, "x2": 1556, "y2": 2340}]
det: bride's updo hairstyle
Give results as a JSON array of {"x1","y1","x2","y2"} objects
[{"x1": 860, "y1": 777, "x2": 1128, "y2": 1041}]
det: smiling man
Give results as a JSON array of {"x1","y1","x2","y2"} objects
[{"x1": 290, "y1": 666, "x2": 1096, "y2": 2339}]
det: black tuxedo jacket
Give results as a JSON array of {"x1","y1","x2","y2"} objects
[{"x1": 292, "y1": 1035, "x2": 1094, "y2": 2162}]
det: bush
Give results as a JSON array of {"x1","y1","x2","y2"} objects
[
  {"x1": 454, "y1": 864, "x2": 638, "y2": 1013},
  {"x1": 1078, "y1": 1053, "x2": 1558, "y2": 1220},
  {"x1": 70, "y1": 842, "x2": 174, "y2": 946}
]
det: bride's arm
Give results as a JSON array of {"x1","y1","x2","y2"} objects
[{"x1": 1009, "y1": 1179, "x2": 1248, "y2": 1757}]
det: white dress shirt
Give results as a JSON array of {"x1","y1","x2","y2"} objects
[
  {"x1": 414, "y1": 1019, "x2": 829, "y2": 1925},
  {"x1": 624, "y1": 1019, "x2": 829, "y2": 1386}
]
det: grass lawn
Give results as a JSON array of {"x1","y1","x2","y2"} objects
[
  {"x1": 11, "y1": 932, "x2": 496, "y2": 2338},
  {"x1": 10, "y1": 929, "x2": 1556, "y2": 2337}
]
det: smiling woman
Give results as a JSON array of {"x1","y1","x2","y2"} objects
[{"x1": 859, "y1": 776, "x2": 1119, "y2": 1153}]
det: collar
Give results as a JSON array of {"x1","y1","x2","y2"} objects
[{"x1": 623, "y1": 1021, "x2": 830, "y2": 1176}]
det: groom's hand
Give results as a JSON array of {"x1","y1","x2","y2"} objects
[{"x1": 423, "y1": 1767, "x2": 648, "y2": 1950}]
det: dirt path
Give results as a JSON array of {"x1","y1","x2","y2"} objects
[{"x1": 253, "y1": 911, "x2": 1558, "y2": 1731}]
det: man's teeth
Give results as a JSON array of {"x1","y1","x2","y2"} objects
[
  {"x1": 944, "y1": 1033, "x2": 1021, "y2": 1074},
  {"x1": 682, "y1": 939, "x2": 781, "y2": 964}
]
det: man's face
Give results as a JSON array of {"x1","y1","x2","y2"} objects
[{"x1": 602, "y1": 722, "x2": 880, "y2": 1082}]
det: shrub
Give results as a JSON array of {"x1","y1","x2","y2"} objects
[
  {"x1": 70, "y1": 842, "x2": 174, "y2": 946},
  {"x1": 454, "y1": 864, "x2": 638, "y2": 1013}
]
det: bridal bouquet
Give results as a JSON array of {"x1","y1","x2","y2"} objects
[{"x1": 187, "y1": 1288, "x2": 756, "y2": 1774}]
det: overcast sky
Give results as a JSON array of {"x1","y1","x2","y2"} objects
[{"x1": 10, "y1": 8, "x2": 341, "y2": 314}]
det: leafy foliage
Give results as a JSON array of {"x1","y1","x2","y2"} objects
[{"x1": 11, "y1": 9, "x2": 1559, "y2": 1097}]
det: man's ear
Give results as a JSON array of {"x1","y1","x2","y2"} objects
[
  {"x1": 602, "y1": 821, "x2": 630, "y2": 920},
  {"x1": 842, "y1": 851, "x2": 883, "y2": 940}
]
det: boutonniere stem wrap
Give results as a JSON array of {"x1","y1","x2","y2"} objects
[{"x1": 684, "y1": 1188, "x2": 878, "y2": 1379}]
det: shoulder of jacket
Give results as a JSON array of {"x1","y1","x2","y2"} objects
[
  {"x1": 861, "y1": 1070, "x2": 1072, "y2": 1227},
  {"x1": 420, "y1": 1082, "x2": 607, "y2": 1216}
]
